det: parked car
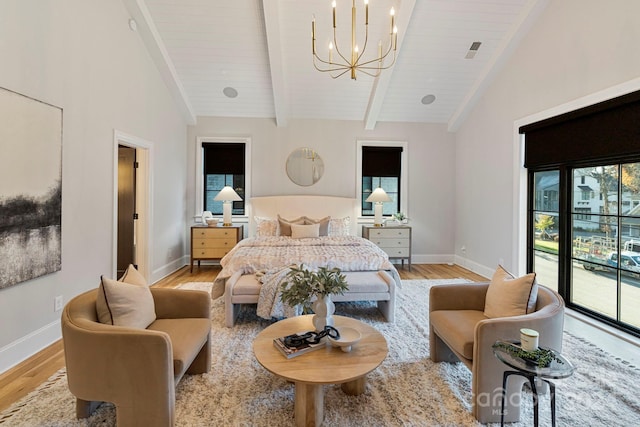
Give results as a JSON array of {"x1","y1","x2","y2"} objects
[{"x1": 582, "y1": 251, "x2": 640, "y2": 276}]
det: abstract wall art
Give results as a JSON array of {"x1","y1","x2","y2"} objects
[{"x1": 0, "y1": 87, "x2": 62, "y2": 290}]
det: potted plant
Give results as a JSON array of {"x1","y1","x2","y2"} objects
[{"x1": 280, "y1": 264, "x2": 349, "y2": 331}]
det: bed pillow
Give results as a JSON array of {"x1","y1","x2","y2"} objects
[
  {"x1": 328, "y1": 216, "x2": 351, "y2": 236},
  {"x1": 96, "y1": 276, "x2": 156, "y2": 329},
  {"x1": 291, "y1": 223, "x2": 320, "y2": 239},
  {"x1": 484, "y1": 265, "x2": 538, "y2": 318},
  {"x1": 119, "y1": 263, "x2": 147, "y2": 286},
  {"x1": 255, "y1": 216, "x2": 278, "y2": 237},
  {"x1": 303, "y1": 216, "x2": 331, "y2": 236},
  {"x1": 277, "y1": 215, "x2": 305, "y2": 236}
]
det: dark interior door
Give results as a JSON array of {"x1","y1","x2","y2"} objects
[{"x1": 117, "y1": 145, "x2": 136, "y2": 277}]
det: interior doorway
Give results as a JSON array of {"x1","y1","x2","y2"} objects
[
  {"x1": 117, "y1": 145, "x2": 136, "y2": 277},
  {"x1": 113, "y1": 131, "x2": 151, "y2": 282}
]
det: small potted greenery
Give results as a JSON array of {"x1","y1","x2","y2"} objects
[{"x1": 280, "y1": 264, "x2": 349, "y2": 331}]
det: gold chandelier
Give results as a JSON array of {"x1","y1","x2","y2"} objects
[{"x1": 312, "y1": 0, "x2": 398, "y2": 80}]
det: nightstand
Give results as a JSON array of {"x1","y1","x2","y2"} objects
[
  {"x1": 362, "y1": 225, "x2": 411, "y2": 270},
  {"x1": 190, "y1": 225, "x2": 243, "y2": 272}
]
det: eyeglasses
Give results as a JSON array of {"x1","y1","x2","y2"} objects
[{"x1": 284, "y1": 325, "x2": 340, "y2": 348}]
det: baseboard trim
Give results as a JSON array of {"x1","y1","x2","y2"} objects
[
  {"x1": 151, "y1": 256, "x2": 190, "y2": 284},
  {"x1": 0, "y1": 319, "x2": 61, "y2": 374},
  {"x1": 453, "y1": 255, "x2": 494, "y2": 278}
]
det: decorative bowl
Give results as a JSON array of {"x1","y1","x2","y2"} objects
[
  {"x1": 329, "y1": 327, "x2": 362, "y2": 352},
  {"x1": 206, "y1": 218, "x2": 218, "y2": 227}
]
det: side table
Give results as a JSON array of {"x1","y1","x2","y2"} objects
[
  {"x1": 362, "y1": 225, "x2": 412, "y2": 270},
  {"x1": 493, "y1": 341, "x2": 575, "y2": 427}
]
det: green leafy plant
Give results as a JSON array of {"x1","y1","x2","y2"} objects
[
  {"x1": 280, "y1": 264, "x2": 349, "y2": 313},
  {"x1": 393, "y1": 212, "x2": 407, "y2": 221},
  {"x1": 493, "y1": 341, "x2": 564, "y2": 368}
]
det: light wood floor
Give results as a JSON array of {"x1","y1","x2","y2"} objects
[{"x1": 0, "y1": 263, "x2": 486, "y2": 413}]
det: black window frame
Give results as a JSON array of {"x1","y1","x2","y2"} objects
[{"x1": 522, "y1": 89, "x2": 640, "y2": 338}]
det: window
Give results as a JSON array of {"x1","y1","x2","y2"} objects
[
  {"x1": 356, "y1": 141, "x2": 408, "y2": 219},
  {"x1": 195, "y1": 137, "x2": 251, "y2": 219},
  {"x1": 521, "y1": 89, "x2": 640, "y2": 337},
  {"x1": 202, "y1": 143, "x2": 245, "y2": 215}
]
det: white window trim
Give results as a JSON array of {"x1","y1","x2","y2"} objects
[
  {"x1": 356, "y1": 140, "x2": 408, "y2": 223},
  {"x1": 195, "y1": 136, "x2": 252, "y2": 223}
]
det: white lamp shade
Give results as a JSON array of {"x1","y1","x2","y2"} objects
[
  {"x1": 214, "y1": 186, "x2": 242, "y2": 202},
  {"x1": 366, "y1": 187, "x2": 391, "y2": 203}
]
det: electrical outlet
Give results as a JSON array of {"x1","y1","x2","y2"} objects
[
  {"x1": 461, "y1": 245, "x2": 466, "y2": 253},
  {"x1": 54, "y1": 295, "x2": 63, "y2": 312}
]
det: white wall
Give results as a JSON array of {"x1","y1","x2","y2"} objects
[
  {"x1": 0, "y1": 0, "x2": 188, "y2": 372},
  {"x1": 187, "y1": 117, "x2": 457, "y2": 262},
  {"x1": 454, "y1": 0, "x2": 640, "y2": 278}
]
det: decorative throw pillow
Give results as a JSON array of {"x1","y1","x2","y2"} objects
[
  {"x1": 119, "y1": 264, "x2": 147, "y2": 286},
  {"x1": 291, "y1": 223, "x2": 320, "y2": 239},
  {"x1": 255, "y1": 216, "x2": 278, "y2": 237},
  {"x1": 303, "y1": 216, "x2": 331, "y2": 236},
  {"x1": 96, "y1": 276, "x2": 156, "y2": 329},
  {"x1": 328, "y1": 216, "x2": 351, "y2": 236},
  {"x1": 484, "y1": 265, "x2": 538, "y2": 318},
  {"x1": 277, "y1": 215, "x2": 305, "y2": 236}
]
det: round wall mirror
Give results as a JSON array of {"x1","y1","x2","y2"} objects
[{"x1": 286, "y1": 147, "x2": 324, "y2": 186}]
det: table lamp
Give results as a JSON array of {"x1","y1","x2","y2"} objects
[
  {"x1": 366, "y1": 187, "x2": 391, "y2": 227},
  {"x1": 213, "y1": 186, "x2": 242, "y2": 226}
]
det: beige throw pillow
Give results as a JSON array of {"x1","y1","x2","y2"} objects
[
  {"x1": 303, "y1": 216, "x2": 331, "y2": 236},
  {"x1": 119, "y1": 264, "x2": 147, "y2": 286},
  {"x1": 277, "y1": 215, "x2": 305, "y2": 236},
  {"x1": 291, "y1": 223, "x2": 320, "y2": 239},
  {"x1": 96, "y1": 276, "x2": 156, "y2": 329},
  {"x1": 484, "y1": 265, "x2": 538, "y2": 318}
]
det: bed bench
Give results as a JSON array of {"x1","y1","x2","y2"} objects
[{"x1": 224, "y1": 270, "x2": 396, "y2": 327}]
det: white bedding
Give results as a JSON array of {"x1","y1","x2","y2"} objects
[{"x1": 211, "y1": 235, "x2": 397, "y2": 300}]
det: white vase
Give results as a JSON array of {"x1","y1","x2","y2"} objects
[{"x1": 312, "y1": 294, "x2": 335, "y2": 332}]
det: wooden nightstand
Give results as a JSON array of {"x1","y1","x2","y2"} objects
[
  {"x1": 190, "y1": 225, "x2": 243, "y2": 272},
  {"x1": 362, "y1": 225, "x2": 412, "y2": 270}
]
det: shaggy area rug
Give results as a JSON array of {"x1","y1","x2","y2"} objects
[{"x1": 1, "y1": 279, "x2": 639, "y2": 426}]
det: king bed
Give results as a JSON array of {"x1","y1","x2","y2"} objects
[{"x1": 211, "y1": 195, "x2": 400, "y2": 327}]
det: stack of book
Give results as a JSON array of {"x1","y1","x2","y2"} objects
[{"x1": 273, "y1": 332, "x2": 327, "y2": 359}]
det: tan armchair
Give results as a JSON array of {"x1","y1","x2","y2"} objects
[
  {"x1": 61, "y1": 287, "x2": 211, "y2": 427},
  {"x1": 429, "y1": 282, "x2": 564, "y2": 424}
]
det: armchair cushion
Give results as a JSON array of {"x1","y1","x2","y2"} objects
[
  {"x1": 147, "y1": 318, "x2": 211, "y2": 379},
  {"x1": 430, "y1": 310, "x2": 487, "y2": 359},
  {"x1": 484, "y1": 265, "x2": 537, "y2": 318},
  {"x1": 96, "y1": 276, "x2": 156, "y2": 329}
]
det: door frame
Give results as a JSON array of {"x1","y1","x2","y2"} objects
[{"x1": 113, "y1": 130, "x2": 153, "y2": 282}]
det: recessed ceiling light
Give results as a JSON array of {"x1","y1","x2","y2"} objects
[
  {"x1": 223, "y1": 87, "x2": 238, "y2": 98},
  {"x1": 421, "y1": 94, "x2": 436, "y2": 105}
]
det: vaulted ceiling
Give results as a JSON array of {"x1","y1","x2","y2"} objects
[{"x1": 122, "y1": 0, "x2": 546, "y2": 130}]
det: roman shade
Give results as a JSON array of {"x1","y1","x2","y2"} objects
[{"x1": 520, "y1": 90, "x2": 640, "y2": 168}]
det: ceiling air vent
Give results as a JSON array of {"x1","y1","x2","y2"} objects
[{"x1": 465, "y1": 41, "x2": 482, "y2": 59}]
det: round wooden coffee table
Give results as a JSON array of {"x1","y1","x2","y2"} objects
[{"x1": 253, "y1": 315, "x2": 388, "y2": 427}]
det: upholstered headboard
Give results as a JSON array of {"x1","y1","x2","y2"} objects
[{"x1": 249, "y1": 195, "x2": 357, "y2": 237}]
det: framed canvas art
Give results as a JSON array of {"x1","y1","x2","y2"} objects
[{"x1": 0, "y1": 87, "x2": 62, "y2": 289}]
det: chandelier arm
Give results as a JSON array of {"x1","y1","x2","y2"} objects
[
  {"x1": 330, "y1": 68, "x2": 353, "y2": 79},
  {"x1": 355, "y1": 25, "x2": 370, "y2": 66},
  {"x1": 313, "y1": 55, "x2": 353, "y2": 74},
  {"x1": 357, "y1": 48, "x2": 396, "y2": 69},
  {"x1": 313, "y1": 52, "x2": 347, "y2": 68},
  {"x1": 356, "y1": 68, "x2": 382, "y2": 78},
  {"x1": 332, "y1": 28, "x2": 352, "y2": 67}
]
